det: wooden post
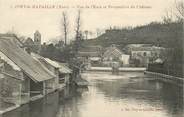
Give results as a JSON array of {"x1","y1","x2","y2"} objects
[
  {"x1": 43, "y1": 82, "x2": 46, "y2": 96},
  {"x1": 19, "y1": 83, "x2": 22, "y2": 105}
]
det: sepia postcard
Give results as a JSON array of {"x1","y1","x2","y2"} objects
[{"x1": 0, "y1": 0, "x2": 183, "y2": 117}]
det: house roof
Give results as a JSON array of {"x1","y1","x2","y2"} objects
[
  {"x1": 23, "y1": 38, "x2": 34, "y2": 46},
  {"x1": 0, "y1": 33, "x2": 24, "y2": 47},
  {"x1": 103, "y1": 45, "x2": 124, "y2": 58},
  {"x1": 57, "y1": 62, "x2": 72, "y2": 74},
  {"x1": 131, "y1": 46, "x2": 165, "y2": 51},
  {"x1": 79, "y1": 46, "x2": 102, "y2": 52},
  {"x1": 125, "y1": 44, "x2": 153, "y2": 48},
  {"x1": 31, "y1": 53, "x2": 72, "y2": 74},
  {"x1": 0, "y1": 37, "x2": 56, "y2": 82},
  {"x1": 124, "y1": 44, "x2": 165, "y2": 52},
  {"x1": 154, "y1": 58, "x2": 164, "y2": 63},
  {"x1": 0, "y1": 51, "x2": 21, "y2": 71},
  {"x1": 89, "y1": 57, "x2": 101, "y2": 61},
  {"x1": 77, "y1": 46, "x2": 102, "y2": 57},
  {"x1": 44, "y1": 58, "x2": 61, "y2": 68},
  {"x1": 77, "y1": 51, "x2": 100, "y2": 57},
  {"x1": 31, "y1": 53, "x2": 60, "y2": 69}
]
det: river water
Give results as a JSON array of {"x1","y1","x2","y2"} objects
[{"x1": 2, "y1": 72, "x2": 183, "y2": 117}]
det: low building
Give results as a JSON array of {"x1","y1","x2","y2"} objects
[
  {"x1": 102, "y1": 44, "x2": 130, "y2": 67},
  {"x1": 124, "y1": 44, "x2": 165, "y2": 67},
  {"x1": 77, "y1": 45, "x2": 102, "y2": 58},
  {"x1": 57, "y1": 62, "x2": 72, "y2": 85},
  {"x1": 31, "y1": 53, "x2": 59, "y2": 92},
  {"x1": 31, "y1": 53, "x2": 72, "y2": 90},
  {"x1": 77, "y1": 45, "x2": 103, "y2": 67},
  {"x1": 22, "y1": 37, "x2": 35, "y2": 53},
  {"x1": 0, "y1": 36, "x2": 56, "y2": 106},
  {"x1": 43, "y1": 58, "x2": 72, "y2": 88}
]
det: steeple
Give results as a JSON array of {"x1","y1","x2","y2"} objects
[
  {"x1": 34, "y1": 30, "x2": 41, "y2": 44},
  {"x1": 34, "y1": 30, "x2": 41, "y2": 53}
]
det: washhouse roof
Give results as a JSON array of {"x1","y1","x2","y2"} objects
[{"x1": 0, "y1": 37, "x2": 56, "y2": 82}]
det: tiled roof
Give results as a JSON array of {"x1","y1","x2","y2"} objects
[
  {"x1": 0, "y1": 33, "x2": 24, "y2": 47},
  {"x1": 31, "y1": 53, "x2": 72, "y2": 74},
  {"x1": 131, "y1": 46, "x2": 165, "y2": 51},
  {"x1": 57, "y1": 62, "x2": 72, "y2": 74},
  {"x1": 103, "y1": 46, "x2": 124, "y2": 58},
  {"x1": 0, "y1": 37, "x2": 56, "y2": 82},
  {"x1": 78, "y1": 46, "x2": 102, "y2": 57}
]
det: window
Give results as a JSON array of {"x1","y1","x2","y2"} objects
[{"x1": 143, "y1": 52, "x2": 147, "y2": 56}]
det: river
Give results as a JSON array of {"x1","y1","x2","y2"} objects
[{"x1": 2, "y1": 72, "x2": 183, "y2": 117}]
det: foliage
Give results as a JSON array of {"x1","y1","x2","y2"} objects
[
  {"x1": 83, "y1": 22, "x2": 183, "y2": 48},
  {"x1": 40, "y1": 43, "x2": 74, "y2": 62}
]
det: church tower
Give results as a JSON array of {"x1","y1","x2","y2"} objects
[{"x1": 34, "y1": 30, "x2": 41, "y2": 53}]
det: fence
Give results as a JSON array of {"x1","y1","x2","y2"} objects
[{"x1": 147, "y1": 63, "x2": 183, "y2": 78}]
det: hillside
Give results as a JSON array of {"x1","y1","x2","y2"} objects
[{"x1": 82, "y1": 22, "x2": 183, "y2": 49}]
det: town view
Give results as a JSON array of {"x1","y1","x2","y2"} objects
[{"x1": 0, "y1": 0, "x2": 183, "y2": 117}]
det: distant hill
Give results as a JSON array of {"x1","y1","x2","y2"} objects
[{"x1": 82, "y1": 22, "x2": 183, "y2": 49}]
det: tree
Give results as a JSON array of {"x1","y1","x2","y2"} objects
[
  {"x1": 84, "y1": 30, "x2": 89, "y2": 40},
  {"x1": 162, "y1": 0, "x2": 184, "y2": 23},
  {"x1": 74, "y1": 10, "x2": 82, "y2": 53},
  {"x1": 62, "y1": 11, "x2": 68, "y2": 46},
  {"x1": 162, "y1": 8, "x2": 174, "y2": 24},
  {"x1": 175, "y1": 0, "x2": 184, "y2": 20}
]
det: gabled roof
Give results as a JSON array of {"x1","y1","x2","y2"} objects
[
  {"x1": 77, "y1": 51, "x2": 100, "y2": 57},
  {"x1": 131, "y1": 46, "x2": 165, "y2": 51},
  {"x1": 0, "y1": 33, "x2": 24, "y2": 47},
  {"x1": 124, "y1": 44, "x2": 165, "y2": 52},
  {"x1": 154, "y1": 58, "x2": 164, "y2": 63},
  {"x1": 0, "y1": 37, "x2": 56, "y2": 82},
  {"x1": 77, "y1": 46, "x2": 102, "y2": 57},
  {"x1": 44, "y1": 58, "x2": 61, "y2": 68},
  {"x1": 23, "y1": 38, "x2": 34, "y2": 46},
  {"x1": 31, "y1": 53, "x2": 60, "y2": 69},
  {"x1": 103, "y1": 45, "x2": 124, "y2": 58},
  {"x1": 0, "y1": 51, "x2": 21, "y2": 71},
  {"x1": 31, "y1": 53, "x2": 72, "y2": 74},
  {"x1": 78, "y1": 45, "x2": 102, "y2": 52},
  {"x1": 57, "y1": 62, "x2": 72, "y2": 74},
  {"x1": 125, "y1": 44, "x2": 153, "y2": 48}
]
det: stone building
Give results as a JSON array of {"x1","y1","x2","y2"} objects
[
  {"x1": 21, "y1": 30, "x2": 42, "y2": 53},
  {"x1": 124, "y1": 44, "x2": 165, "y2": 67},
  {"x1": 33, "y1": 30, "x2": 41, "y2": 53}
]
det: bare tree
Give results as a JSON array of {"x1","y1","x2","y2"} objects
[
  {"x1": 62, "y1": 11, "x2": 68, "y2": 46},
  {"x1": 75, "y1": 10, "x2": 81, "y2": 41},
  {"x1": 162, "y1": 8, "x2": 174, "y2": 24},
  {"x1": 175, "y1": 0, "x2": 184, "y2": 20},
  {"x1": 84, "y1": 30, "x2": 89, "y2": 40},
  {"x1": 162, "y1": 0, "x2": 184, "y2": 23},
  {"x1": 96, "y1": 28, "x2": 103, "y2": 37},
  {"x1": 74, "y1": 10, "x2": 82, "y2": 52}
]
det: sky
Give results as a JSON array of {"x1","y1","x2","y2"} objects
[{"x1": 0, "y1": 0, "x2": 177, "y2": 43}]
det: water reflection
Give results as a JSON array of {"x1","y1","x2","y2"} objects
[
  {"x1": 2, "y1": 72, "x2": 183, "y2": 117},
  {"x1": 56, "y1": 85, "x2": 89, "y2": 117}
]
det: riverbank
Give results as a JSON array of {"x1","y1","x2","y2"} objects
[
  {"x1": 144, "y1": 71, "x2": 184, "y2": 87},
  {"x1": 0, "y1": 104, "x2": 20, "y2": 115},
  {"x1": 1, "y1": 71, "x2": 183, "y2": 117},
  {"x1": 87, "y1": 67, "x2": 146, "y2": 72},
  {"x1": 0, "y1": 84, "x2": 66, "y2": 115}
]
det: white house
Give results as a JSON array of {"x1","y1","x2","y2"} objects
[
  {"x1": 102, "y1": 44, "x2": 130, "y2": 66},
  {"x1": 124, "y1": 44, "x2": 165, "y2": 67}
]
